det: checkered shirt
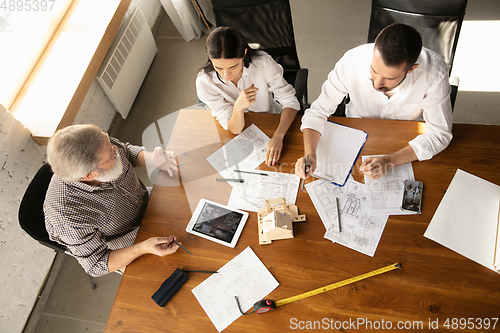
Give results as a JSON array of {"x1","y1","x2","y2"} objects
[{"x1": 44, "y1": 137, "x2": 149, "y2": 277}]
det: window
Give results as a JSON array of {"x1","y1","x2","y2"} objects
[{"x1": 0, "y1": 0, "x2": 74, "y2": 108}]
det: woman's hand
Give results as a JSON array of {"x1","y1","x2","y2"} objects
[
  {"x1": 265, "y1": 134, "x2": 284, "y2": 166},
  {"x1": 234, "y1": 84, "x2": 259, "y2": 111}
]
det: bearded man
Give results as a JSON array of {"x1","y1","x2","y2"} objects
[{"x1": 44, "y1": 124, "x2": 180, "y2": 277}]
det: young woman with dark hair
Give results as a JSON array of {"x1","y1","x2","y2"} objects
[{"x1": 196, "y1": 26, "x2": 300, "y2": 166}]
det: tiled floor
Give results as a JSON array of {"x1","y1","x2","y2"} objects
[{"x1": 27, "y1": 1, "x2": 500, "y2": 332}]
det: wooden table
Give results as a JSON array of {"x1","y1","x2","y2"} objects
[{"x1": 105, "y1": 110, "x2": 500, "y2": 332}]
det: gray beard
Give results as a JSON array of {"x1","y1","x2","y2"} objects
[{"x1": 95, "y1": 152, "x2": 123, "y2": 182}]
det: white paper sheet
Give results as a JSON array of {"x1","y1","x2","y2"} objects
[
  {"x1": 313, "y1": 121, "x2": 367, "y2": 186},
  {"x1": 362, "y1": 156, "x2": 416, "y2": 216},
  {"x1": 227, "y1": 170, "x2": 300, "y2": 212},
  {"x1": 206, "y1": 124, "x2": 270, "y2": 184},
  {"x1": 191, "y1": 246, "x2": 279, "y2": 332},
  {"x1": 306, "y1": 178, "x2": 389, "y2": 257},
  {"x1": 424, "y1": 169, "x2": 500, "y2": 273}
]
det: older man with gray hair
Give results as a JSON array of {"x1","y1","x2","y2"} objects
[{"x1": 44, "y1": 124, "x2": 180, "y2": 277}]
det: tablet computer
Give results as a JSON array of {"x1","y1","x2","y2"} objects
[{"x1": 186, "y1": 199, "x2": 249, "y2": 248}]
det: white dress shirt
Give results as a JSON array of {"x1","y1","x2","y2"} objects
[
  {"x1": 301, "y1": 44, "x2": 453, "y2": 161},
  {"x1": 196, "y1": 51, "x2": 300, "y2": 130}
]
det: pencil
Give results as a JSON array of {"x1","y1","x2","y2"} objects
[
  {"x1": 335, "y1": 197, "x2": 341, "y2": 233},
  {"x1": 173, "y1": 240, "x2": 192, "y2": 255},
  {"x1": 234, "y1": 169, "x2": 268, "y2": 176},
  {"x1": 301, "y1": 155, "x2": 309, "y2": 192},
  {"x1": 215, "y1": 178, "x2": 244, "y2": 183}
]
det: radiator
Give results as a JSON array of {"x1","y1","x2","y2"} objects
[{"x1": 97, "y1": 7, "x2": 157, "y2": 119}]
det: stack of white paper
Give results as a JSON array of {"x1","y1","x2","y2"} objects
[{"x1": 424, "y1": 169, "x2": 500, "y2": 273}]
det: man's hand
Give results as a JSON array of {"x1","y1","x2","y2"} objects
[
  {"x1": 152, "y1": 147, "x2": 179, "y2": 177},
  {"x1": 234, "y1": 84, "x2": 259, "y2": 111},
  {"x1": 295, "y1": 155, "x2": 317, "y2": 179},
  {"x1": 360, "y1": 155, "x2": 394, "y2": 179},
  {"x1": 141, "y1": 236, "x2": 180, "y2": 257},
  {"x1": 265, "y1": 134, "x2": 284, "y2": 166}
]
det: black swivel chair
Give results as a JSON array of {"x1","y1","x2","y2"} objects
[
  {"x1": 18, "y1": 163, "x2": 97, "y2": 288},
  {"x1": 335, "y1": 0, "x2": 468, "y2": 116},
  {"x1": 210, "y1": 0, "x2": 309, "y2": 112}
]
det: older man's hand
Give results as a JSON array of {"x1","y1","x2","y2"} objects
[
  {"x1": 152, "y1": 147, "x2": 179, "y2": 177},
  {"x1": 142, "y1": 236, "x2": 180, "y2": 256}
]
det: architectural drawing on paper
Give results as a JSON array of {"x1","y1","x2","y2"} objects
[
  {"x1": 191, "y1": 247, "x2": 279, "y2": 332},
  {"x1": 306, "y1": 180, "x2": 342, "y2": 226},
  {"x1": 206, "y1": 124, "x2": 270, "y2": 181},
  {"x1": 228, "y1": 171, "x2": 301, "y2": 212},
  {"x1": 305, "y1": 178, "x2": 389, "y2": 257},
  {"x1": 363, "y1": 157, "x2": 416, "y2": 215}
]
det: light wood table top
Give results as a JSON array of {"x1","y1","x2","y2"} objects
[{"x1": 105, "y1": 109, "x2": 500, "y2": 332}]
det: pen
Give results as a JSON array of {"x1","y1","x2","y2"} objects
[
  {"x1": 182, "y1": 270, "x2": 218, "y2": 274},
  {"x1": 234, "y1": 169, "x2": 268, "y2": 176},
  {"x1": 172, "y1": 239, "x2": 192, "y2": 255},
  {"x1": 335, "y1": 197, "x2": 341, "y2": 233},
  {"x1": 301, "y1": 155, "x2": 309, "y2": 192},
  {"x1": 215, "y1": 178, "x2": 244, "y2": 183}
]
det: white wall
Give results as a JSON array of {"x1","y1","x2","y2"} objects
[{"x1": 0, "y1": 1, "x2": 162, "y2": 332}]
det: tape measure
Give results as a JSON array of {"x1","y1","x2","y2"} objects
[{"x1": 239, "y1": 262, "x2": 401, "y2": 315}]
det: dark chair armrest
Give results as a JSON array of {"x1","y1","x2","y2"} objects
[
  {"x1": 449, "y1": 76, "x2": 459, "y2": 112},
  {"x1": 294, "y1": 68, "x2": 309, "y2": 110},
  {"x1": 294, "y1": 68, "x2": 308, "y2": 98},
  {"x1": 450, "y1": 84, "x2": 458, "y2": 111}
]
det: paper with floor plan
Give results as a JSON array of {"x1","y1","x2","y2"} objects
[
  {"x1": 206, "y1": 124, "x2": 269, "y2": 185},
  {"x1": 362, "y1": 156, "x2": 416, "y2": 216},
  {"x1": 424, "y1": 169, "x2": 500, "y2": 273},
  {"x1": 227, "y1": 170, "x2": 301, "y2": 212},
  {"x1": 306, "y1": 177, "x2": 389, "y2": 257},
  {"x1": 191, "y1": 246, "x2": 279, "y2": 332}
]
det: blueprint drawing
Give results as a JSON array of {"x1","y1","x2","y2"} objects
[
  {"x1": 306, "y1": 178, "x2": 389, "y2": 257},
  {"x1": 228, "y1": 171, "x2": 300, "y2": 212},
  {"x1": 207, "y1": 124, "x2": 270, "y2": 184},
  {"x1": 191, "y1": 247, "x2": 279, "y2": 332},
  {"x1": 362, "y1": 156, "x2": 416, "y2": 216}
]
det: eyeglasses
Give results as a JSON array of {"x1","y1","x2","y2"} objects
[{"x1": 97, "y1": 133, "x2": 118, "y2": 168}]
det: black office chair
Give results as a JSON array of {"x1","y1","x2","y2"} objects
[
  {"x1": 18, "y1": 163, "x2": 97, "y2": 288},
  {"x1": 210, "y1": 0, "x2": 309, "y2": 112},
  {"x1": 335, "y1": 0, "x2": 467, "y2": 117}
]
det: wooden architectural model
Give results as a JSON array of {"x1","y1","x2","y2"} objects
[{"x1": 258, "y1": 198, "x2": 306, "y2": 245}]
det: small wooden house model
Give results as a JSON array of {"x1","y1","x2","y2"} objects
[{"x1": 258, "y1": 197, "x2": 306, "y2": 245}]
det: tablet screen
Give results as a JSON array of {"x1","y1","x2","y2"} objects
[{"x1": 191, "y1": 202, "x2": 245, "y2": 244}]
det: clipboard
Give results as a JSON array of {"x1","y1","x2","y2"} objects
[{"x1": 313, "y1": 121, "x2": 368, "y2": 187}]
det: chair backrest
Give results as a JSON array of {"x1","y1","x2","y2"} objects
[
  {"x1": 368, "y1": 0, "x2": 468, "y2": 75},
  {"x1": 210, "y1": 0, "x2": 301, "y2": 75},
  {"x1": 18, "y1": 163, "x2": 66, "y2": 252}
]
